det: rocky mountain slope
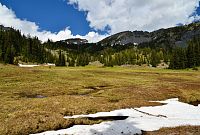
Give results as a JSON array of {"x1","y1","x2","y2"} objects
[
  {"x1": 98, "y1": 22, "x2": 200, "y2": 49},
  {"x1": 60, "y1": 38, "x2": 88, "y2": 45}
]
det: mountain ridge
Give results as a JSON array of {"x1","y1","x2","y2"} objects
[
  {"x1": 98, "y1": 22, "x2": 200, "y2": 49},
  {"x1": 1, "y1": 21, "x2": 200, "y2": 48}
]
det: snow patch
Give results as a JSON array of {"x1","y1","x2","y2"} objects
[
  {"x1": 31, "y1": 98, "x2": 200, "y2": 135},
  {"x1": 18, "y1": 63, "x2": 39, "y2": 68},
  {"x1": 47, "y1": 63, "x2": 56, "y2": 66}
]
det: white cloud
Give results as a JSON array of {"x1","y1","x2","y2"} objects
[
  {"x1": 0, "y1": 3, "x2": 107, "y2": 43},
  {"x1": 1, "y1": 0, "x2": 199, "y2": 43},
  {"x1": 68, "y1": 0, "x2": 200, "y2": 34}
]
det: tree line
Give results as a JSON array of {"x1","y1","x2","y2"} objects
[
  {"x1": 0, "y1": 28, "x2": 55, "y2": 64},
  {"x1": 169, "y1": 37, "x2": 200, "y2": 69},
  {"x1": 0, "y1": 27, "x2": 199, "y2": 69}
]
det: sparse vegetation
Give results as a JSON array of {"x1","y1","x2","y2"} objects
[
  {"x1": 143, "y1": 126, "x2": 200, "y2": 135},
  {"x1": 0, "y1": 65, "x2": 200, "y2": 135}
]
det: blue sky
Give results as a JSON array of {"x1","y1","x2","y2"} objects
[
  {"x1": 0, "y1": 0, "x2": 200, "y2": 42},
  {"x1": 0, "y1": 0, "x2": 92, "y2": 35}
]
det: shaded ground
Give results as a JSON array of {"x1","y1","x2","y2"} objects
[{"x1": 0, "y1": 64, "x2": 200, "y2": 135}]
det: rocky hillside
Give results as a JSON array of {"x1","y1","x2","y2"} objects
[
  {"x1": 99, "y1": 31, "x2": 151, "y2": 46},
  {"x1": 98, "y1": 22, "x2": 200, "y2": 50},
  {"x1": 60, "y1": 38, "x2": 88, "y2": 45}
]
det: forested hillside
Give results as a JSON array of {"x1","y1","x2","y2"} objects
[
  {"x1": 0, "y1": 26, "x2": 55, "y2": 64},
  {"x1": 0, "y1": 23, "x2": 200, "y2": 69},
  {"x1": 170, "y1": 36, "x2": 200, "y2": 69}
]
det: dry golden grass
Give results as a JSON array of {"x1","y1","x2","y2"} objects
[
  {"x1": 143, "y1": 126, "x2": 200, "y2": 135},
  {"x1": 0, "y1": 64, "x2": 200, "y2": 135}
]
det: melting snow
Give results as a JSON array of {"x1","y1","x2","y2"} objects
[
  {"x1": 18, "y1": 63, "x2": 39, "y2": 68},
  {"x1": 32, "y1": 98, "x2": 200, "y2": 135}
]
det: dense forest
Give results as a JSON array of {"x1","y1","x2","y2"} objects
[
  {"x1": 0, "y1": 27, "x2": 55, "y2": 65},
  {"x1": 169, "y1": 37, "x2": 200, "y2": 69},
  {"x1": 0, "y1": 25, "x2": 200, "y2": 69}
]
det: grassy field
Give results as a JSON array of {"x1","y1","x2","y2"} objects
[{"x1": 0, "y1": 64, "x2": 200, "y2": 135}]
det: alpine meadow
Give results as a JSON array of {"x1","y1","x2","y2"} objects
[{"x1": 0, "y1": 0, "x2": 200, "y2": 135}]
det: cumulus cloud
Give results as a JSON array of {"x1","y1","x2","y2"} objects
[
  {"x1": 0, "y1": 3, "x2": 107, "y2": 42},
  {"x1": 68, "y1": 0, "x2": 200, "y2": 34}
]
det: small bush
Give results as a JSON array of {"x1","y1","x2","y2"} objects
[{"x1": 192, "y1": 67, "x2": 198, "y2": 71}]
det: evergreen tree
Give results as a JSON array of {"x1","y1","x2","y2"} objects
[
  {"x1": 187, "y1": 42, "x2": 196, "y2": 68},
  {"x1": 150, "y1": 50, "x2": 160, "y2": 67},
  {"x1": 56, "y1": 50, "x2": 66, "y2": 66}
]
